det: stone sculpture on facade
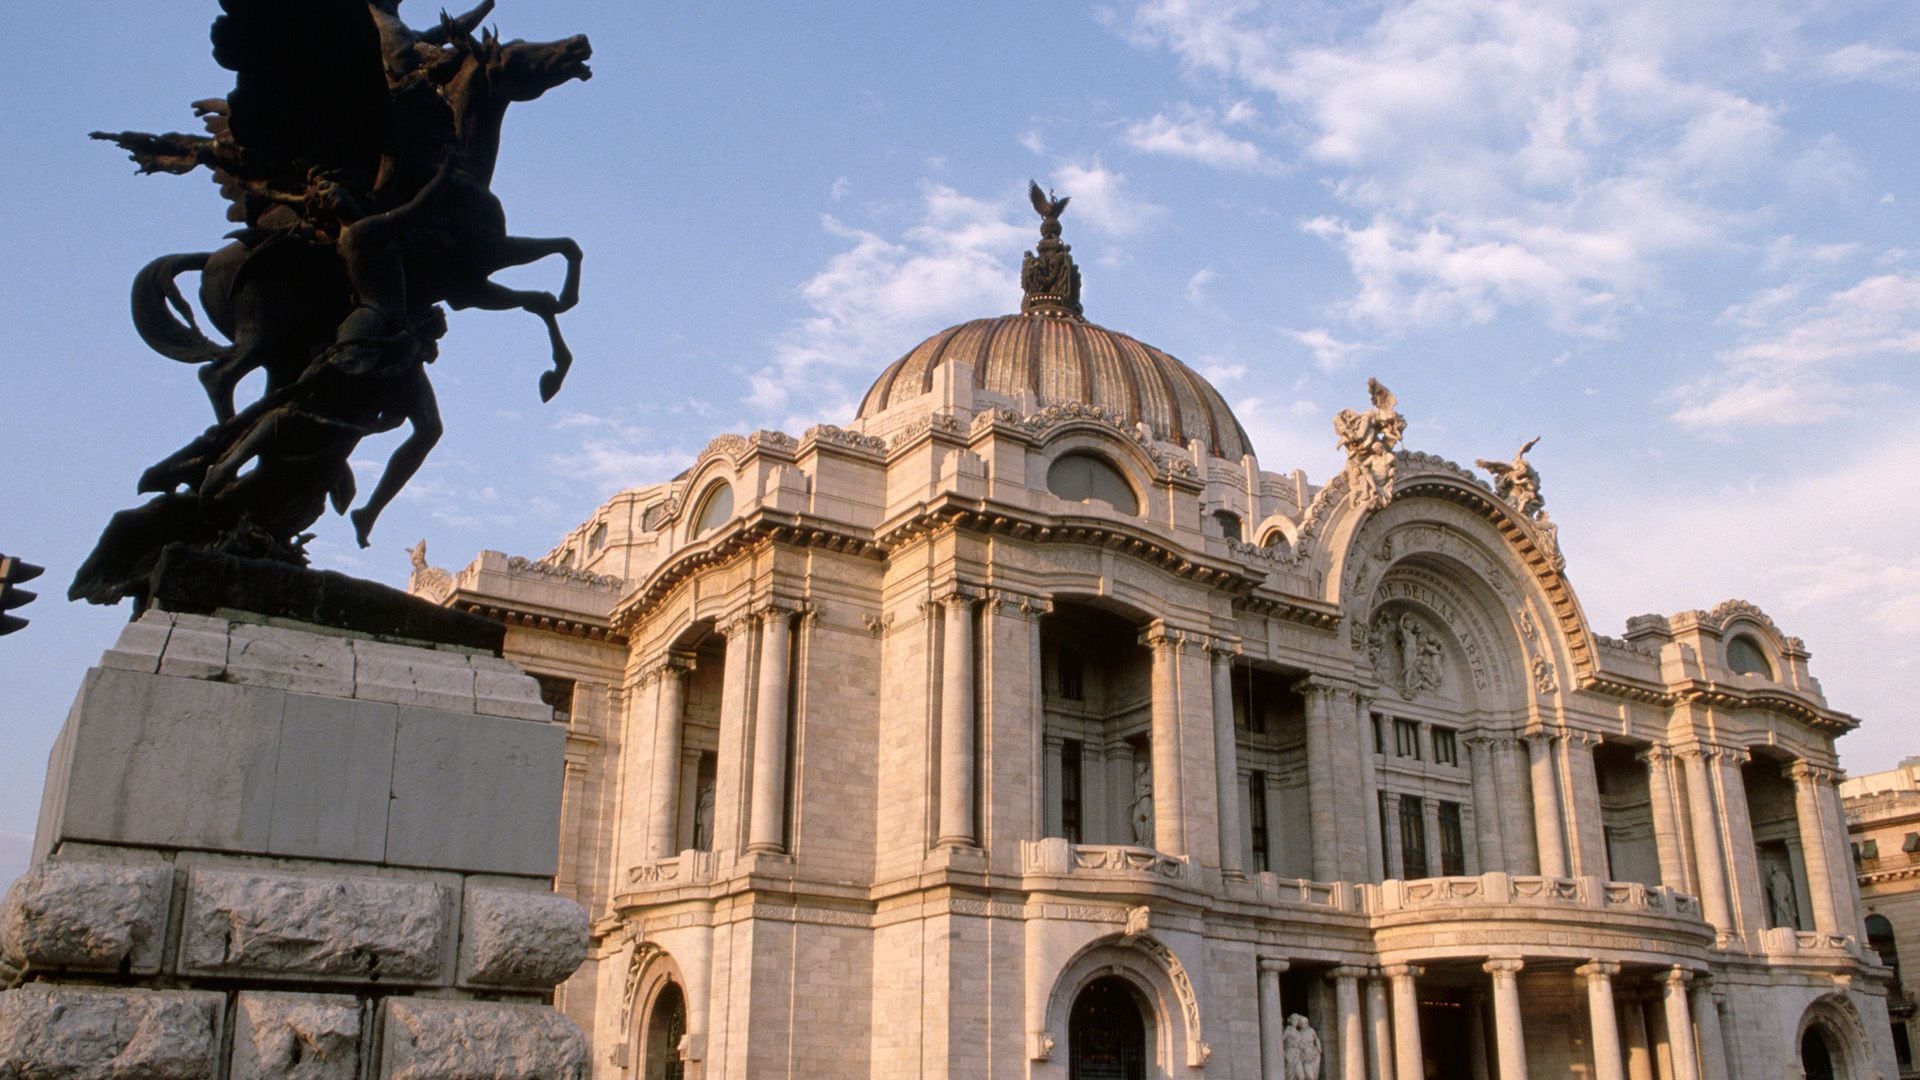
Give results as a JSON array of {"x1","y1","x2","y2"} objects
[
  {"x1": 1131, "y1": 757, "x2": 1155, "y2": 847},
  {"x1": 1020, "y1": 182, "x2": 1084, "y2": 317},
  {"x1": 1282, "y1": 1013, "x2": 1322, "y2": 1080},
  {"x1": 1768, "y1": 862, "x2": 1801, "y2": 929},
  {"x1": 1476, "y1": 436, "x2": 1544, "y2": 517},
  {"x1": 71, "y1": 0, "x2": 591, "y2": 605},
  {"x1": 1334, "y1": 379, "x2": 1405, "y2": 510}
]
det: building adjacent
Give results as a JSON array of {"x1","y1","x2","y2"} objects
[
  {"x1": 1844, "y1": 761, "x2": 1920, "y2": 1078},
  {"x1": 415, "y1": 206, "x2": 1893, "y2": 1079}
]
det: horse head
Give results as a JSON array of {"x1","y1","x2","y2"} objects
[{"x1": 489, "y1": 33, "x2": 593, "y2": 103}]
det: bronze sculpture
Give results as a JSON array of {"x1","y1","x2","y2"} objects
[{"x1": 72, "y1": 0, "x2": 591, "y2": 605}]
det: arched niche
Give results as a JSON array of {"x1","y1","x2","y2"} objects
[
  {"x1": 1039, "y1": 935, "x2": 1208, "y2": 1076},
  {"x1": 621, "y1": 944, "x2": 694, "y2": 1076},
  {"x1": 1795, "y1": 992, "x2": 1876, "y2": 1080}
]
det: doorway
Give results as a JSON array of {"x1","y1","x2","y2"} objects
[{"x1": 1070, "y1": 976, "x2": 1147, "y2": 1080}]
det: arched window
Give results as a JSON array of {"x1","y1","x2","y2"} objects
[
  {"x1": 1869, "y1": 913, "x2": 1901, "y2": 981},
  {"x1": 644, "y1": 982, "x2": 686, "y2": 1080},
  {"x1": 1069, "y1": 977, "x2": 1146, "y2": 1080},
  {"x1": 690, "y1": 481, "x2": 734, "y2": 537},
  {"x1": 1727, "y1": 634, "x2": 1773, "y2": 678},
  {"x1": 1211, "y1": 510, "x2": 1243, "y2": 543},
  {"x1": 1048, "y1": 453, "x2": 1139, "y2": 515},
  {"x1": 1261, "y1": 529, "x2": 1291, "y2": 555}
]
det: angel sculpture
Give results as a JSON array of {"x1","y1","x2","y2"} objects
[
  {"x1": 1476, "y1": 436, "x2": 1544, "y2": 518},
  {"x1": 1334, "y1": 378, "x2": 1405, "y2": 511},
  {"x1": 72, "y1": 0, "x2": 591, "y2": 605},
  {"x1": 1021, "y1": 181, "x2": 1083, "y2": 316}
]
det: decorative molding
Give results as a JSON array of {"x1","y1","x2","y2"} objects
[{"x1": 505, "y1": 554, "x2": 624, "y2": 590}]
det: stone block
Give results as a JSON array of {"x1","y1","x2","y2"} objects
[
  {"x1": 157, "y1": 612, "x2": 231, "y2": 679},
  {"x1": 386, "y1": 706, "x2": 566, "y2": 876},
  {"x1": 377, "y1": 998, "x2": 587, "y2": 1079},
  {"x1": 228, "y1": 622, "x2": 357, "y2": 697},
  {"x1": 268, "y1": 694, "x2": 398, "y2": 863},
  {"x1": 352, "y1": 640, "x2": 476, "y2": 713},
  {"x1": 0, "y1": 985, "x2": 222, "y2": 1079},
  {"x1": 0, "y1": 860, "x2": 172, "y2": 974},
  {"x1": 472, "y1": 665, "x2": 553, "y2": 722},
  {"x1": 231, "y1": 991, "x2": 363, "y2": 1080},
  {"x1": 45, "y1": 667, "x2": 284, "y2": 855},
  {"x1": 457, "y1": 885, "x2": 589, "y2": 989},
  {"x1": 98, "y1": 611, "x2": 173, "y2": 673},
  {"x1": 180, "y1": 867, "x2": 448, "y2": 984}
]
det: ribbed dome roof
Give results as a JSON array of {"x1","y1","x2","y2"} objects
[{"x1": 856, "y1": 313, "x2": 1254, "y2": 461}]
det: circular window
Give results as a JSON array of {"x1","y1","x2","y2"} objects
[
  {"x1": 1047, "y1": 453, "x2": 1139, "y2": 515},
  {"x1": 1726, "y1": 634, "x2": 1773, "y2": 678},
  {"x1": 691, "y1": 481, "x2": 734, "y2": 538}
]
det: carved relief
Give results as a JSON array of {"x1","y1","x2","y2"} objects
[
  {"x1": 1367, "y1": 609, "x2": 1446, "y2": 699},
  {"x1": 1531, "y1": 655, "x2": 1558, "y2": 695}
]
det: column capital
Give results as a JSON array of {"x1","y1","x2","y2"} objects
[
  {"x1": 716, "y1": 609, "x2": 756, "y2": 639},
  {"x1": 1139, "y1": 621, "x2": 1198, "y2": 651},
  {"x1": 1290, "y1": 673, "x2": 1355, "y2": 700},
  {"x1": 751, "y1": 598, "x2": 806, "y2": 624},
  {"x1": 636, "y1": 651, "x2": 697, "y2": 687},
  {"x1": 1381, "y1": 963, "x2": 1425, "y2": 980},
  {"x1": 1205, "y1": 635, "x2": 1242, "y2": 661},
  {"x1": 1482, "y1": 957, "x2": 1525, "y2": 978},
  {"x1": 1562, "y1": 727, "x2": 1603, "y2": 749},
  {"x1": 1662, "y1": 965, "x2": 1694, "y2": 988},
  {"x1": 1521, "y1": 727, "x2": 1564, "y2": 748},
  {"x1": 1258, "y1": 957, "x2": 1291, "y2": 975},
  {"x1": 1575, "y1": 960, "x2": 1620, "y2": 980},
  {"x1": 1788, "y1": 759, "x2": 1839, "y2": 785},
  {"x1": 984, "y1": 587, "x2": 1052, "y2": 618},
  {"x1": 1636, "y1": 744, "x2": 1674, "y2": 766},
  {"x1": 1326, "y1": 965, "x2": 1370, "y2": 981},
  {"x1": 937, "y1": 588, "x2": 980, "y2": 610}
]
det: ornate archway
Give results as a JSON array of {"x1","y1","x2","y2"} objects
[
  {"x1": 1795, "y1": 993, "x2": 1874, "y2": 1080},
  {"x1": 1070, "y1": 976, "x2": 1148, "y2": 1080}
]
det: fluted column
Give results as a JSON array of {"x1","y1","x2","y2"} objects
[
  {"x1": 936, "y1": 592, "x2": 977, "y2": 848},
  {"x1": 645, "y1": 656, "x2": 695, "y2": 859},
  {"x1": 746, "y1": 609, "x2": 794, "y2": 854},
  {"x1": 1689, "y1": 978, "x2": 1729, "y2": 1080},
  {"x1": 1660, "y1": 968, "x2": 1699, "y2": 1080},
  {"x1": 1821, "y1": 776, "x2": 1867, "y2": 935},
  {"x1": 1467, "y1": 993, "x2": 1492, "y2": 1080},
  {"x1": 1789, "y1": 761, "x2": 1842, "y2": 934},
  {"x1": 1259, "y1": 957, "x2": 1289, "y2": 1080},
  {"x1": 1358, "y1": 691, "x2": 1386, "y2": 881},
  {"x1": 1212, "y1": 644, "x2": 1244, "y2": 874},
  {"x1": 1678, "y1": 748, "x2": 1734, "y2": 937},
  {"x1": 1526, "y1": 731, "x2": 1569, "y2": 877},
  {"x1": 1484, "y1": 958, "x2": 1527, "y2": 1080},
  {"x1": 1365, "y1": 972, "x2": 1394, "y2": 1080},
  {"x1": 711, "y1": 613, "x2": 756, "y2": 859},
  {"x1": 1329, "y1": 966, "x2": 1368, "y2": 1080},
  {"x1": 1421, "y1": 796, "x2": 1443, "y2": 877},
  {"x1": 1495, "y1": 736, "x2": 1541, "y2": 874},
  {"x1": 1560, "y1": 731, "x2": 1608, "y2": 877},
  {"x1": 1299, "y1": 678, "x2": 1340, "y2": 882},
  {"x1": 1145, "y1": 624, "x2": 1186, "y2": 854},
  {"x1": 1621, "y1": 995, "x2": 1654, "y2": 1080},
  {"x1": 1386, "y1": 964, "x2": 1424, "y2": 1080},
  {"x1": 1465, "y1": 735, "x2": 1506, "y2": 874},
  {"x1": 1708, "y1": 747, "x2": 1765, "y2": 938},
  {"x1": 1579, "y1": 962, "x2": 1625, "y2": 1080},
  {"x1": 1639, "y1": 747, "x2": 1689, "y2": 891}
]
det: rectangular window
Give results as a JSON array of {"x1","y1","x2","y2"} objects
[
  {"x1": 1895, "y1": 1021, "x2": 1912, "y2": 1069},
  {"x1": 1431, "y1": 727, "x2": 1457, "y2": 766},
  {"x1": 1057, "y1": 651, "x2": 1085, "y2": 701},
  {"x1": 1379, "y1": 792, "x2": 1394, "y2": 876},
  {"x1": 1399, "y1": 795, "x2": 1427, "y2": 879},
  {"x1": 1061, "y1": 740, "x2": 1083, "y2": 844},
  {"x1": 1394, "y1": 719, "x2": 1422, "y2": 760},
  {"x1": 1438, "y1": 801, "x2": 1465, "y2": 876},
  {"x1": 1248, "y1": 771, "x2": 1269, "y2": 874},
  {"x1": 1371, "y1": 714, "x2": 1386, "y2": 755},
  {"x1": 534, "y1": 674, "x2": 575, "y2": 725}
]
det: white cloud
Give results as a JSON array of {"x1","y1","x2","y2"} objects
[
  {"x1": 1282, "y1": 326, "x2": 1380, "y2": 372},
  {"x1": 1019, "y1": 129, "x2": 1047, "y2": 155},
  {"x1": 1186, "y1": 267, "x2": 1216, "y2": 303},
  {"x1": 1047, "y1": 160, "x2": 1162, "y2": 235},
  {"x1": 1818, "y1": 42, "x2": 1920, "y2": 85},
  {"x1": 1125, "y1": 111, "x2": 1263, "y2": 170}
]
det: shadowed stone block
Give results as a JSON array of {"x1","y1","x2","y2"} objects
[
  {"x1": 456, "y1": 885, "x2": 589, "y2": 989},
  {"x1": 231, "y1": 991, "x2": 363, "y2": 1080},
  {"x1": 157, "y1": 612, "x2": 231, "y2": 679},
  {"x1": 471, "y1": 657, "x2": 552, "y2": 722},
  {"x1": 386, "y1": 707, "x2": 565, "y2": 876},
  {"x1": 180, "y1": 868, "x2": 448, "y2": 984},
  {"x1": 267, "y1": 695, "x2": 397, "y2": 862},
  {"x1": 0, "y1": 860, "x2": 172, "y2": 974},
  {"x1": 0, "y1": 985, "x2": 222, "y2": 1078},
  {"x1": 228, "y1": 622, "x2": 356, "y2": 697},
  {"x1": 98, "y1": 611, "x2": 172, "y2": 674},
  {"x1": 378, "y1": 998, "x2": 587, "y2": 1079},
  {"x1": 352, "y1": 640, "x2": 476, "y2": 713}
]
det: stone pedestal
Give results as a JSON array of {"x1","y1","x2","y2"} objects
[{"x1": 0, "y1": 610, "x2": 590, "y2": 1078}]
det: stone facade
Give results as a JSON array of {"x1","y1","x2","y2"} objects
[
  {"x1": 421, "y1": 279, "x2": 1894, "y2": 1078},
  {"x1": 1843, "y1": 761, "x2": 1920, "y2": 1077}
]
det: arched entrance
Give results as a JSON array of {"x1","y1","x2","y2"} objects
[
  {"x1": 1802, "y1": 1023, "x2": 1839, "y2": 1080},
  {"x1": 645, "y1": 982, "x2": 686, "y2": 1080},
  {"x1": 1070, "y1": 976, "x2": 1147, "y2": 1080}
]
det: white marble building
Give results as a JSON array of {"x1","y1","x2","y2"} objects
[{"x1": 416, "y1": 204, "x2": 1894, "y2": 1080}]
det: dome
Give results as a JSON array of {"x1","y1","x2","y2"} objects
[{"x1": 856, "y1": 314, "x2": 1254, "y2": 461}]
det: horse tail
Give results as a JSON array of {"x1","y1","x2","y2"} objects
[{"x1": 131, "y1": 252, "x2": 227, "y2": 364}]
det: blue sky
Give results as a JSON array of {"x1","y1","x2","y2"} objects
[{"x1": 2, "y1": 0, "x2": 1917, "y2": 883}]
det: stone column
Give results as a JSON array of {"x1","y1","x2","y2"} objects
[
  {"x1": 1620, "y1": 995, "x2": 1655, "y2": 1080},
  {"x1": 1526, "y1": 731, "x2": 1569, "y2": 877},
  {"x1": 1579, "y1": 961, "x2": 1625, "y2": 1080},
  {"x1": 1639, "y1": 747, "x2": 1689, "y2": 891},
  {"x1": 1467, "y1": 992, "x2": 1492, "y2": 1080},
  {"x1": 745, "y1": 610, "x2": 793, "y2": 854},
  {"x1": 1213, "y1": 645, "x2": 1244, "y2": 875},
  {"x1": 1708, "y1": 748, "x2": 1765, "y2": 939},
  {"x1": 1560, "y1": 731, "x2": 1608, "y2": 878},
  {"x1": 1330, "y1": 966, "x2": 1368, "y2": 1080},
  {"x1": 1465, "y1": 735, "x2": 1506, "y2": 874},
  {"x1": 1358, "y1": 692, "x2": 1386, "y2": 882},
  {"x1": 1789, "y1": 761, "x2": 1842, "y2": 935},
  {"x1": 1380, "y1": 792, "x2": 1403, "y2": 880},
  {"x1": 936, "y1": 593, "x2": 976, "y2": 848},
  {"x1": 1822, "y1": 777, "x2": 1867, "y2": 936},
  {"x1": 1689, "y1": 980, "x2": 1729, "y2": 1080},
  {"x1": 1484, "y1": 958, "x2": 1527, "y2": 1080},
  {"x1": 1043, "y1": 737, "x2": 1065, "y2": 839},
  {"x1": 1029, "y1": 598, "x2": 1049, "y2": 840},
  {"x1": 1678, "y1": 748, "x2": 1734, "y2": 937},
  {"x1": 1145, "y1": 625, "x2": 1186, "y2": 855},
  {"x1": 1365, "y1": 972, "x2": 1394, "y2": 1080},
  {"x1": 1660, "y1": 968, "x2": 1699, "y2": 1080},
  {"x1": 1386, "y1": 964, "x2": 1424, "y2": 1080},
  {"x1": 1421, "y1": 797, "x2": 1443, "y2": 878},
  {"x1": 645, "y1": 657, "x2": 693, "y2": 860},
  {"x1": 1299, "y1": 678, "x2": 1339, "y2": 882},
  {"x1": 1259, "y1": 957, "x2": 1289, "y2": 1080},
  {"x1": 1496, "y1": 736, "x2": 1542, "y2": 875},
  {"x1": 712, "y1": 613, "x2": 756, "y2": 859}
]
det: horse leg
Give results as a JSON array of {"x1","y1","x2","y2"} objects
[
  {"x1": 477, "y1": 234, "x2": 583, "y2": 312},
  {"x1": 444, "y1": 278, "x2": 575, "y2": 400}
]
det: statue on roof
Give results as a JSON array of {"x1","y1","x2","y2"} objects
[
  {"x1": 1021, "y1": 181, "x2": 1083, "y2": 317},
  {"x1": 1334, "y1": 378, "x2": 1404, "y2": 511},
  {"x1": 72, "y1": 0, "x2": 591, "y2": 605},
  {"x1": 1477, "y1": 436, "x2": 1544, "y2": 518}
]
